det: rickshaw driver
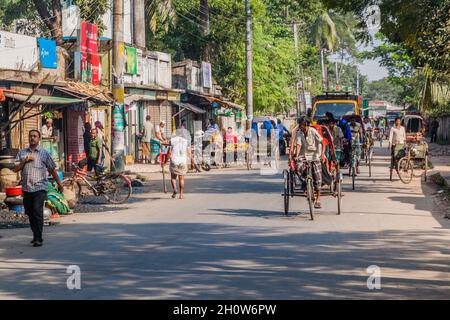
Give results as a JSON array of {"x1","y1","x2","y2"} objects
[
  {"x1": 363, "y1": 116, "x2": 375, "y2": 154},
  {"x1": 290, "y1": 116, "x2": 326, "y2": 209},
  {"x1": 349, "y1": 117, "x2": 363, "y2": 174}
]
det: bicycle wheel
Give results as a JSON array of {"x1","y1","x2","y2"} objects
[
  {"x1": 102, "y1": 174, "x2": 132, "y2": 204},
  {"x1": 283, "y1": 170, "x2": 290, "y2": 216},
  {"x1": 337, "y1": 180, "x2": 342, "y2": 215},
  {"x1": 351, "y1": 166, "x2": 356, "y2": 190},
  {"x1": 397, "y1": 158, "x2": 414, "y2": 184},
  {"x1": 307, "y1": 178, "x2": 314, "y2": 220}
]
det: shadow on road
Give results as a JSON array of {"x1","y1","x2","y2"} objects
[{"x1": 1, "y1": 223, "x2": 450, "y2": 299}]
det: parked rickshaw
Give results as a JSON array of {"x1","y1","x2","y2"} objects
[
  {"x1": 390, "y1": 115, "x2": 429, "y2": 183},
  {"x1": 282, "y1": 125, "x2": 343, "y2": 220}
]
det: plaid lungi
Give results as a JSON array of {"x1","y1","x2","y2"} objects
[{"x1": 311, "y1": 160, "x2": 322, "y2": 191}]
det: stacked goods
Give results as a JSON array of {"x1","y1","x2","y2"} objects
[
  {"x1": 0, "y1": 168, "x2": 20, "y2": 192},
  {"x1": 4, "y1": 186, "x2": 24, "y2": 213}
]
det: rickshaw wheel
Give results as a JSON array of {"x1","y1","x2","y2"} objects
[
  {"x1": 307, "y1": 178, "x2": 314, "y2": 220},
  {"x1": 424, "y1": 154, "x2": 428, "y2": 182},
  {"x1": 337, "y1": 180, "x2": 342, "y2": 215},
  {"x1": 397, "y1": 158, "x2": 414, "y2": 184},
  {"x1": 283, "y1": 170, "x2": 290, "y2": 215},
  {"x1": 351, "y1": 166, "x2": 356, "y2": 190}
]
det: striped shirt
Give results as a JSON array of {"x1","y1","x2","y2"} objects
[{"x1": 15, "y1": 146, "x2": 56, "y2": 192}]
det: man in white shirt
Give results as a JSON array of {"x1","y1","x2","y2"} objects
[
  {"x1": 141, "y1": 115, "x2": 155, "y2": 163},
  {"x1": 292, "y1": 117, "x2": 326, "y2": 209},
  {"x1": 167, "y1": 128, "x2": 191, "y2": 199},
  {"x1": 389, "y1": 117, "x2": 406, "y2": 168}
]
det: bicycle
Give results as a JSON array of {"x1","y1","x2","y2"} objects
[
  {"x1": 349, "y1": 138, "x2": 359, "y2": 191},
  {"x1": 363, "y1": 132, "x2": 374, "y2": 177},
  {"x1": 62, "y1": 162, "x2": 132, "y2": 204},
  {"x1": 396, "y1": 144, "x2": 415, "y2": 184}
]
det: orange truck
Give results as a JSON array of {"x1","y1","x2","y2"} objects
[{"x1": 311, "y1": 85, "x2": 363, "y2": 122}]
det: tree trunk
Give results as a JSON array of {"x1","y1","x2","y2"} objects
[
  {"x1": 200, "y1": 0, "x2": 210, "y2": 62},
  {"x1": 33, "y1": 0, "x2": 63, "y2": 45}
]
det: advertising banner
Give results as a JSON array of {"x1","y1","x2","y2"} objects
[
  {"x1": 125, "y1": 46, "x2": 137, "y2": 75},
  {"x1": 38, "y1": 38, "x2": 57, "y2": 69},
  {"x1": 112, "y1": 103, "x2": 126, "y2": 151},
  {"x1": 79, "y1": 21, "x2": 100, "y2": 85}
]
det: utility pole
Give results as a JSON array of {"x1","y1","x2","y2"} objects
[
  {"x1": 112, "y1": 0, "x2": 125, "y2": 172},
  {"x1": 133, "y1": 0, "x2": 146, "y2": 49},
  {"x1": 245, "y1": 0, "x2": 253, "y2": 130},
  {"x1": 293, "y1": 23, "x2": 300, "y2": 116},
  {"x1": 356, "y1": 70, "x2": 360, "y2": 96},
  {"x1": 335, "y1": 60, "x2": 339, "y2": 84},
  {"x1": 320, "y1": 48, "x2": 327, "y2": 91}
]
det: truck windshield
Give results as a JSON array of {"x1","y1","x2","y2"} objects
[{"x1": 314, "y1": 103, "x2": 356, "y2": 119}]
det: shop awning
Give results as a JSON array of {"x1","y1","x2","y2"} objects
[
  {"x1": 54, "y1": 81, "x2": 114, "y2": 105},
  {"x1": 223, "y1": 101, "x2": 245, "y2": 110},
  {"x1": 173, "y1": 101, "x2": 206, "y2": 114},
  {"x1": 124, "y1": 94, "x2": 156, "y2": 105},
  {"x1": 3, "y1": 91, "x2": 84, "y2": 105}
]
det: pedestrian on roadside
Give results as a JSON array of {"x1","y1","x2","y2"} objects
[
  {"x1": 430, "y1": 119, "x2": 439, "y2": 143},
  {"x1": 87, "y1": 128, "x2": 103, "y2": 175},
  {"x1": 166, "y1": 128, "x2": 191, "y2": 199},
  {"x1": 141, "y1": 115, "x2": 155, "y2": 164},
  {"x1": 13, "y1": 130, "x2": 64, "y2": 247},
  {"x1": 83, "y1": 122, "x2": 92, "y2": 158},
  {"x1": 94, "y1": 121, "x2": 106, "y2": 166}
]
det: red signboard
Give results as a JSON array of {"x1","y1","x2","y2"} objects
[{"x1": 79, "y1": 22, "x2": 100, "y2": 85}]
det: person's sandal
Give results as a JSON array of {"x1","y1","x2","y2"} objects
[
  {"x1": 171, "y1": 192, "x2": 177, "y2": 199},
  {"x1": 314, "y1": 202, "x2": 322, "y2": 209}
]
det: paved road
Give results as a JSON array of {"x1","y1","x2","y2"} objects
[{"x1": 1, "y1": 142, "x2": 450, "y2": 299}]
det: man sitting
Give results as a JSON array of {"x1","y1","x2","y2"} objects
[{"x1": 290, "y1": 116, "x2": 326, "y2": 209}]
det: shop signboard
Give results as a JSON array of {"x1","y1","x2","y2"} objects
[
  {"x1": 38, "y1": 38, "x2": 57, "y2": 69},
  {"x1": 156, "y1": 91, "x2": 168, "y2": 100},
  {"x1": 0, "y1": 31, "x2": 38, "y2": 71},
  {"x1": 201, "y1": 62, "x2": 212, "y2": 89},
  {"x1": 168, "y1": 92, "x2": 180, "y2": 101}
]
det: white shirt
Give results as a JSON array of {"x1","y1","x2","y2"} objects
[
  {"x1": 363, "y1": 122, "x2": 373, "y2": 131},
  {"x1": 143, "y1": 121, "x2": 155, "y2": 143},
  {"x1": 170, "y1": 136, "x2": 190, "y2": 165},
  {"x1": 41, "y1": 125, "x2": 53, "y2": 138},
  {"x1": 297, "y1": 127, "x2": 323, "y2": 161},
  {"x1": 389, "y1": 126, "x2": 406, "y2": 146}
]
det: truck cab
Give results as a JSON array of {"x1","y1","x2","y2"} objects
[{"x1": 312, "y1": 86, "x2": 363, "y2": 122}]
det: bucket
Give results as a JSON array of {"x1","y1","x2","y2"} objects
[{"x1": 10, "y1": 205, "x2": 24, "y2": 213}]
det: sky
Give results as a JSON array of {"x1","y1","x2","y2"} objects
[{"x1": 356, "y1": 36, "x2": 389, "y2": 81}]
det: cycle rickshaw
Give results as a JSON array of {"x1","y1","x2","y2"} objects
[
  {"x1": 282, "y1": 125, "x2": 343, "y2": 220},
  {"x1": 390, "y1": 115, "x2": 429, "y2": 183}
]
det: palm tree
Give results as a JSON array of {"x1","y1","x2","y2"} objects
[{"x1": 145, "y1": 0, "x2": 176, "y2": 34}]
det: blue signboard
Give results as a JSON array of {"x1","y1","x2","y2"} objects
[{"x1": 38, "y1": 38, "x2": 57, "y2": 69}]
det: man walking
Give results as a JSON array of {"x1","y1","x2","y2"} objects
[
  {"x1": 166, "y1": 128, "x2": 191, "y2": 199},
  {"x1": 14, "y1": 130, "x2": 64, "y2": 247},
  {"x1": 430, "y1": 119, "x2": 439, "y2": 143},
  {"x1": 141, "y1": 115, "x2": 154, "y2": 163}
]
